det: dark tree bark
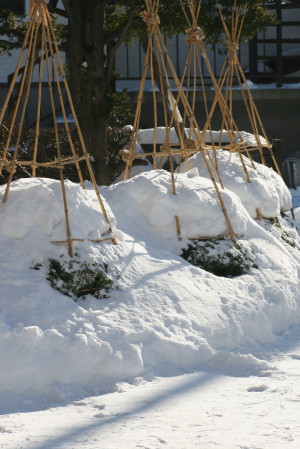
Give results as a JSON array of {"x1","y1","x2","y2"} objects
[
  {"x1": 63, "y1": 0, "x2": 108, "y2": 185},
  {"x1": 61, "y1": 0, "x2": 137, "y2": 185}
]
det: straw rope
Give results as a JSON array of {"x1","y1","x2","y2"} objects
[
  {"x1": 140, "y1": 10, "x2": 160, "y2": 30},
  {"x1": 185, "y1": 26, "x2": 205, "y2": 45},
  {"x1": 226, "y1": 38, "x2": 239, "y2": 64}
]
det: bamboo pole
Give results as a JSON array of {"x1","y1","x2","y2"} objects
[
  {"x1": 218, "y1": 4, "x2": 281, "y2": 176},
  {"x1": 2, "y1": 23, "x2": 39, "y2": 202},
  {"x1": 149, "y1": 38, "x2": 157, "y2": 169},
  {"x1": 48, "y1": 7, "x2": 117, "y2": 244},
  {"x1": 124, "y1": 34, "x2": 151, "y2": 179},
  {"x1": 45, "y1": 20, "x2": 85, "y2": 188},
  {"x1": 32, "y1": 23, "x2": 45, "y2": 177},
  {"x1": 0, "y1": 22, "x2": 37, "y2": 176},
  {"x1": 0, "y1": 20, "x2": 34, "y2": 126}
]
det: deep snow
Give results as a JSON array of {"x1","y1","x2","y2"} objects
[{"x1": 0, "y1": 152, "x2": 300, "y2": 448}]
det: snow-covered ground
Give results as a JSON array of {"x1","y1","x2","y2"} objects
[{"x1": 0, "y1": 152, "x2": 300, "y2": 448}]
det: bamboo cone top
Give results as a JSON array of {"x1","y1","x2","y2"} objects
[
  {"x1": 140, "y1": 0, "x2": 160, "y2": 32},
  {"x1": 185, "y1": 26, "x2": 205, "y2": 45},
  {"x1": 30, "y1": 0, "x2": 52, "y2": 25},
  {"x1": 219, "y1": 3, "x2": 247, "y2": 65}
]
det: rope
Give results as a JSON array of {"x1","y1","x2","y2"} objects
[
  {"x1": 226, "y1": 38, "x2": 239, "y2": 64},
  {"x1": 185, "y1": 138, "x2": 197, "y2": 150},
  {"x1": 30, "y1": 0, "x2": 51, "y2": 25},
  {"x1": 140, "y1": 10, "x2": 160, "y2": 30},
  {"x1": 119, "y1": 149, "x2": 134, "y2": 162},
  {"x1": 185, "y1": 27, "x2": 205, "y2": 45}
]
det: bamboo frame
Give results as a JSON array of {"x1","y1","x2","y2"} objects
[
  {"x1": 180, "y1": 0, "x2": 255, "y2": 184},
  {"x1": 217, "y1": 2, "x2": 281, "y2": 176},
  {"x1": 121, "y1": 0, "x2": 238, "y2": 247},
  {"x1": 0, "y1": 0, "x2": 116, "y2": 257}
]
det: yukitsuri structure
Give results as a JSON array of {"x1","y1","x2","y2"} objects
[
  {"x1": 121, "y1": 0, "x2": 238, "y2": 246},
  {"x1": 0, "y1": 0, "x2": 116, "y2": 256},
  {"x1": 179, "y1": 0, "x2": 257, "y2": 184},
  {"x1": 217, "y1": 2, "x2": 281, "y2": 175},
  {"x1": 180, "y1": 1, "x2": 294, "y2": 219}
]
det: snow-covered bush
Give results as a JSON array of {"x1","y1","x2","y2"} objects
[
  {"x1": 180, "y1": 238, "x2": 257, "y2": 277},
  {"x1": 46, "y1": 256, "x2": 119, "y2": 300}
]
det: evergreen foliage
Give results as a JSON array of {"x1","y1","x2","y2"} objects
[
  {"x1": 46, "y1": 255, "x2": 119, "y2": 300},
  {"x1": 180, "y1": 238, "x2": 257, "y2": 277}
]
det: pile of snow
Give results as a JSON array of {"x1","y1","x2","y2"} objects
[
  {"x1": 180, "y1": 150, "x2": 292, "y2": 218},
  {"x1": 0, "y1": 166, "x2": 300, "y2": 408},
  {"x1": 0, "y1": 178, "x2": 115, "y2": 262},
  {"x1": 108, "y1": 169, "x2": 248, "y2": 251}
]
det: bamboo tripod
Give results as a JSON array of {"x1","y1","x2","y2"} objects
[
  {"x1": 121, "y1": 0, "x2": 237, "y2": 246},
  {"x1": 0, "y1": 0, "x2": 116, "y2": 257},
  {"x1": 180, "y1": 0, "x2": 257, "y2": 184},
  {"x1": 217, "y1": 2, "x2": 281, "y2": 175}
]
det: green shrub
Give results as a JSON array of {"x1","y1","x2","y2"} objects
[
  {"x1": 46, "y1": 255, "x2": 119, "y2": 300},
  {"x1": 180, "y1": 239, "x2": 257, "y2": 277},
  {"x1": 259, "y1": 216, "x2": 299, "y2": 250}
]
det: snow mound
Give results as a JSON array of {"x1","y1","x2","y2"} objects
[
  {"x1": 0, "y1": 178, "x2": 115, "y2": 261},
  {"x1": 0, "y1": 175, "x2": 299, "y2": 408},
  {"x1": 180, "y1": 150, "x2": 291, "y2": 218},
  {"x1": 107, "y1": 169, "x2": 248, "y2": 251}
]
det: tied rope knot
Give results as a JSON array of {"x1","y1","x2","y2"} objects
[
  {"x1": 30, "y1": 0, "x2": 51, "y2": 25},
  {"x1": 185, "y1": 138, "x2": 197, "y2": 150},
  {"x1": 140, "y1": 10, "x2": 160, "y2": 29},
  {"x1": 226, "y1": 38, "x2": 239, "y2": 64},
  {"x1": 185, "y1": 27, "x2": 205, "y2": 45},
  {"x1": 119, "y1": 149, "x2": 133, "y2": 162}
]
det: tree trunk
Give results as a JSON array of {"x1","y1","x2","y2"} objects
[{"x1": 64, "y1": 0, "x2": 108, "y2": 185}]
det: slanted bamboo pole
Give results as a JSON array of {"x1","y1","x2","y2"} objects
[
  {"x1": 124, "y1": 34, "x2": 151, "y2": 179},
  {"x1": 218, "y1": 3, "x2": 281, "y2": 176},
  {"x1": 45, "y1": 20, "x2": 85, "y2": 188},
  {"x1": 0, "y1": 22, "x2": 37, "y2": 176},
  {"x1": 32, "y1": 24, "x2": 45, "y2": 177},
  {"x1": 2, "y1": 23, "x2": 39, "y2": 202},
  {"x1": 48, "y1": 18, "x2": 117, "y2": 241},
  {"x1": 0, "y1": 20, "x2": 34, "y2": 126},
  {"x1": 149, "y1": 38, "x2": 158, "y2": 169}
]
